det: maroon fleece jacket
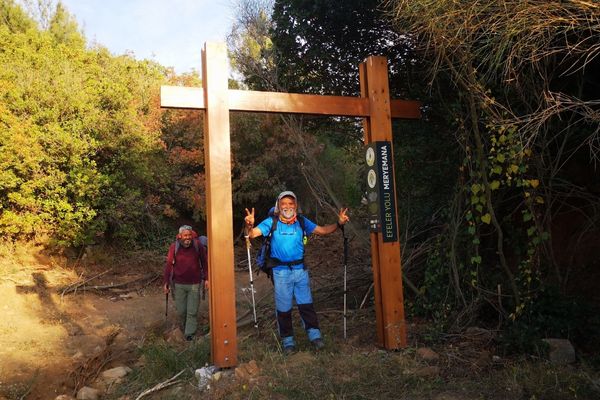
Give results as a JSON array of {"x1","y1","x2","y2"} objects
[{"x1": 163, "y1": 239, "x2": 208, "y2": 285}]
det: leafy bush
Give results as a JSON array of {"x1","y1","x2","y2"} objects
[
  {"x1": 0, "y1": 2, "x2": 173, "y2": 246},
  {"x1": 499, "y1": 287, "x2": 600, "y2": 354}
]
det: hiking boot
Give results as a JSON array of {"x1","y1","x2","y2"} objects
[
  {"x1": 312, "y1": 339, "x2": 325, "y2": 350},
  {"x1": 283, "y1": 345, "x2": 296, "y2": 355},
  {"x1": 185, "y1": 335, "x2": 194, "y2": 341}
]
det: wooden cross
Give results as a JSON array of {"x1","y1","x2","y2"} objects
[{"x1": 161, "y1": 42, "x2": 421, "y2": 368}]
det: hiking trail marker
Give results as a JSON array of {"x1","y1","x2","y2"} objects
[{"x1": 161, "y1": 42, "x2": 421, "y2": 367}]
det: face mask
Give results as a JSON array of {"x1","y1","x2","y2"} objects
[{"x1": 281, "y1": 208, "x2": 296, "y2": 219}]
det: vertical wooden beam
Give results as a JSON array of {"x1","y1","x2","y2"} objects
[
  {"x1": 202, "y1": 42, "x2": 237, "y2": 367},
  {"x1": 361, "y1": 56, "x2": 407, "y2": 349},
  {"x1": 359, "y1": 62, "x2": 385, "y2": 348}
]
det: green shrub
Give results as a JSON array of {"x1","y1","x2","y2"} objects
[{"x1": 499, "y1": 287, "x2": 600, "y2": 354}]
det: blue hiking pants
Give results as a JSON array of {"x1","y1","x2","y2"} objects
[{"x1": 272, "y1": 267, "x2": 321, "y2": 348}]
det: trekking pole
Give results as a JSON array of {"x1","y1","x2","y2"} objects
[
  {"x1": 165, "y1": 292, "x2": 169, "y2": 321},
  {"x1": 341, "y1": 224, "x2": 348, "y2": 339},
  {"x1": 244, "y1": 233, "x2": 259, "y2": 329}
]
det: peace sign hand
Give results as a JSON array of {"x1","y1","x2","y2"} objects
[
  {"x1": 338, "y1": 208, "x2": 350, "y2": 225},
  {"x1": 244, "y1": 207, "x2": 255, "y2": 228}
]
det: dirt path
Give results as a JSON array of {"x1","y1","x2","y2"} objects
[{"x1": 0, "y1": 246, "x2": 273, "y2": 400}]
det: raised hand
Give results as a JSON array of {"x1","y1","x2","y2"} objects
[
  {"x1": 338, "y1": 208, "x2": 350, "y2": 225},
  {"x1": 244, "y1": 207, "x2": 255, "y2": 228}
]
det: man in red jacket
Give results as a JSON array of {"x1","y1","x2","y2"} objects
[{"x1": 163, "y1": 225, "x2": 209, "y2": 341}]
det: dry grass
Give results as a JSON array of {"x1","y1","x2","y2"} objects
[{"x1": 104, "y1": 323, "x2": 600, "y2": 400}]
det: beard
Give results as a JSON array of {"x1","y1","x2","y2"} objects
[
  {"x1": 281, "y1": 208, "x2": 296, "y2": 219},
  {"x1": 181, "y1": 239, "x2": 192, "y2": 248}
]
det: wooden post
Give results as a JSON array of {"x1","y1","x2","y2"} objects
[
  {"x1": 359, "y1": 56, "x2": 407, "y2": 349},
  {"x1": 202, "y1": 42, "x2": 237, "y2": 367},
  {"x1": 359, "y1": 62, "x2": 385, "y2": 348}
]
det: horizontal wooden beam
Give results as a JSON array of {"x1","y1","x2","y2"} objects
[
  {"x1": 161, "y1": 85, "x2": 205, "y2": 109},
  {"x1": 160, "y1": 86, "x2": 420, "y2": 119},
  {"x1": 229, "y1": 89, "x2": 369, "y2": 116}
]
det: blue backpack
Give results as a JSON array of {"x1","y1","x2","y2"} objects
[{"x1": 256, "y1": 215, "x2": 307, "y2": 280}]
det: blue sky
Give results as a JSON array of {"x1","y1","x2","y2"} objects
[{"x1": 58, "y1": 0, "x2": 235, "y2": 74}]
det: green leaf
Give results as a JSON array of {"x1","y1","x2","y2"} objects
[
  {"x1": 490, "y1": 180, "x2": 500, "y2": 190},
  {"x1": 541, "y1": 232, "x2": 550, "y2": 241},
  {"x1": 481, "y1": 213, "x2": 491, "y2": 224}
]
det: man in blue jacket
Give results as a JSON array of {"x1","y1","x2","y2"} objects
[{"x1": 244, "y1": 191, "x2": 349, "y2": 354}]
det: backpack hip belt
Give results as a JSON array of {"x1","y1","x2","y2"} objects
[{"x1": 270, "y1": 257, "x2": 305, "y2": 269}]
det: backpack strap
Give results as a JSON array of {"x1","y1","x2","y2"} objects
[
  {"x1": 262, "y1": 215, "x2": 278, "y2": 266},
  {"x1": 173, "y1": 239, "x2": 203, "y2": 269},
  {"x1": 193, "y1": 238, "x2": 201, "y2": 254},
  {"x1": 173, "y1": 241, "x2": 180, "y2": 265},
  {"x1": 268, "y1": 215, "x2": 278, "y2": 238},
  {"x1": 298, "y1": 215, "x2": 307, "y2": 244},
  {"x1": 269, "y1": 257, "x2": 305, "y2": 267}
]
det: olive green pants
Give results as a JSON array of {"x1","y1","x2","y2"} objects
[{"x1": 174, "y1": 283, "x2": 200, "y2": 337}]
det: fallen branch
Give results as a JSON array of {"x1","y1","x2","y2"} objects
[
  {"x1": 59, "y1": 269, "x2": 112, "y2": 297},
  {"x1": 59, "y1": 273, "x2": 158, "y2": 295},
  {"x1": 0, "y1": 277, "x2": 25, "y2": 285},
  {"x1": 135, "y1": 369, "x2": 186, "y2": 400},
  {"x1": 359, "y1": 282, "x2": 374, "y2": 310}
]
